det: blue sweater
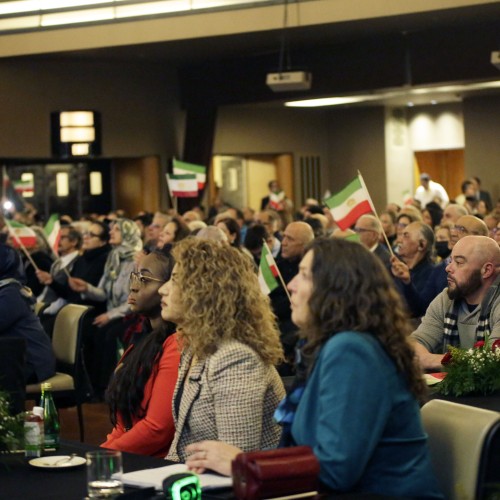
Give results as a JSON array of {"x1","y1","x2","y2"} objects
[{"x1": 291, "y1": 332, "x2": 442, "y2": 499}]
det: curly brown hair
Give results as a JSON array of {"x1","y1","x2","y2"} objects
[
  {"x1": 303, "y1": 238, "x2": 427, "y2": 402},
  {"x1": 171, "y1": 238, "x2": 283, "y2": 365}
]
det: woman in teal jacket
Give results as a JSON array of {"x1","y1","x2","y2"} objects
[{"x1": 186, "y1": 239, "x2": 442, "y2": 499}]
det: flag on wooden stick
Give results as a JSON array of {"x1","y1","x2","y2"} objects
[
  {"x1": 324, "y1": 175, "x2": 373, "y2": 230},
  {"x1": 44, "y1": 214, "x2": 61, "y2": 255},
  {"x1": 258, "y1": 243, "x2": 280, "y2": 295},
  {"x1": 4, "y1": 219, "x2": 37, "y2": 248}
]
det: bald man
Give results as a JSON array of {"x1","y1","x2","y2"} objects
[
  {"x1": 400, "y1": 215, "x2": 488, "y2": 317},
  {"x1": 272, "y1": 221, "x2": 314, "y2": 374},
  {"x1": 412, "y1": 236, "x2": 500, "y2": 370}
]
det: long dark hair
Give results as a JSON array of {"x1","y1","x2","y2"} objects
[
  {"x1": 303, "y1": 238, "x2": 427, "y2": 402},
  {"x1": 106, "y1": 251, "x2": 176, "y2": 429}
]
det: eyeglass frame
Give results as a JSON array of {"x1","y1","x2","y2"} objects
[
  {"x1": 129, "y1": 271, "x2": 165, "y2": 287},
  {"x1": 83, "y1": 231, "x2": 102, "y2": 239}
]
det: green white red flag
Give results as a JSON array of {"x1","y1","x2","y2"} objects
[
  {"x1": 4, "y1": 219, "x2": 37, "y2": 249},
  {"x1": 173, "y1": 159, "x2": 206, "y2": 190},
  {"x1": 13, "y1": 179, "x2": 34, "y2": 196},
  {"x1": 44, "y1": 214, "x2": 61, "y2": 255},
  {"x1": 258, "y1": 243, "x2": 280, "y2": 295},
  {"x1": 324, "y1": 175, "x2": 373, "y2": 230},
  {"x1": 166, "y1": 173, "x2": 198, "y2": 198}
]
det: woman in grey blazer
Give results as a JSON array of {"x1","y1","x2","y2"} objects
[{"x1": 159, "y1": 238, "x2": 285, "y2": 463}]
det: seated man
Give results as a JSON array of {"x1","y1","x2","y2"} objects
[
  {"x1": 354, "y1": 214, "x2": 391, "y2": 271},
  {"x1": 390, "y1": 222, "x2": 435, "y2": 316},
  {"x1": 0, "y1": 244, "x2": 55, "y2": 384},
  {"x1": 411, "y1": 236, "x2": 500, "y2": 370},
  {"x1": 396, "y1": 215, "x2": 489, "y2": 317}
]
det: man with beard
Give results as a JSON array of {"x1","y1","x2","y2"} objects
[{"x1": 411, "y1": 236, "x2": 500, "y2": 370}]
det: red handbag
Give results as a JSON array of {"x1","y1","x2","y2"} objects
[{"x1": 231, "y1": 446, "x2": 320, "y2": 499}]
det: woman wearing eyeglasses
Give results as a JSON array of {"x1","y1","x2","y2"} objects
[{"x1": 101, "y1": 250, "x2": 180, "y2": 457}]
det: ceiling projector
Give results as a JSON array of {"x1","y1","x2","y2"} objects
[
  {"x1": 491, "y1": 51, "x2": 500, "y2": 70},
  {"x1": 266, "y1": 71, "x2": 312, "y2": 92}
]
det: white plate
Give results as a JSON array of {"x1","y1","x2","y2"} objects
[{"x1": 29, "y1": 455, "x2": 86, "y2": 469}]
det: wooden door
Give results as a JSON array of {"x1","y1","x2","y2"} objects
[
  {"x1": 414, "y1": 149, "x2": 464, "y2": 201},
  {"x1": 113, "y1": 156, "x2": 161, "y2": 217}
]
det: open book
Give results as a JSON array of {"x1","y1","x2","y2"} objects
[{"x1": 120, "y1": 463, "x2": 232, "y2": 491}]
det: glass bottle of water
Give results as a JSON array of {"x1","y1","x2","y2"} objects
[{"x1": 40, "y1": 383, "x2": 60, "y2": 451}]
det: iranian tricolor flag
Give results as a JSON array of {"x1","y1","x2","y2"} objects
[
  {"x1": 173, "y1": 159, "x2": 206, "y2": 190},
  {"x1": 324, "y1": 176, "x2": 373, "y2": 230},
  {"x1": 5, "y1": 219, "x2": 37, "y2": 248},
  {"x1": 258, "y1": 243, "x2": 280, "y2": 295},
  {"x1": 13, "y1": 179, "x2": 34, "y2": 196},
  {"x1": 166, "y1": 173, "x2": 198, "y2": 198},
  {"x1": 44, "y1": 214, "x2": 61, "y2": 255}
]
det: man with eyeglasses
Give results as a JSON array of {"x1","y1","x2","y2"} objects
[
  {"x1": 411, "y1": 235, "x2": 500, "y2": 370},
  {"x1": 354, "y1": 214, "x2": 392, "y2": 271},
  {"x1": 36, "y1": 222, "x2": 111, "y2": 333}
]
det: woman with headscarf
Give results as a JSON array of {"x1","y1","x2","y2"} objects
[
  {"x1": 0, "y1": 243, "x2": 55, "y2": 384},
  {"x1": 69, "y1": 218, "x2": 143, "y2": 397}
]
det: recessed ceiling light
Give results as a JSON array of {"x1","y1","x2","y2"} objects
[{"x1": 407, "y1": 102, "x2": 414, "y2": 107}]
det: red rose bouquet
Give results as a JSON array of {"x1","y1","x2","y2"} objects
[{"x1": 438, "y1": 336, "x2": 500, "y2": 397}]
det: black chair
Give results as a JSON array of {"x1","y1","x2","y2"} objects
[
  {"x1": 0, "y1": 337, "x2": 26, "y2": 415},
  {"x1": 26, "y1": 304, "x2": 94, "y2": 442}
]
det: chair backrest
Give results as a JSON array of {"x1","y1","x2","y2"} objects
[
  {"x1": 52, "y1": 304, "x2": 90, "y2": 365},
  {"x1": 421, "y1": 399, "x2": 500, "y2": 500}
]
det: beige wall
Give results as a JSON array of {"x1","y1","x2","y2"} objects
[
  {"x1": 214, "y1": 104, "x2": 387, "y2": 210},
  {"x1": 463, "y1": 95, "x2": 500, "y2": 204},
  {"x1": 325, "y1": 107, "x2": 387, "y2": 211},
  {"x1": 213, "y1": 105, "x2": 330, "y2": 205}
]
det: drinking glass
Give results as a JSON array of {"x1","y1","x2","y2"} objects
[{"x1": 86, "y1": 450, "x2": 124, "y2": 498}]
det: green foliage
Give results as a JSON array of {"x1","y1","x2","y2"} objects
[
  {"x1": 0, "y1": 391, "x2": 24, "y2": 454},
  {"x1": 438, "y1": 336, "x2": 500, "y2": 397}
]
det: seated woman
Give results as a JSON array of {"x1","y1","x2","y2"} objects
[
  {"x1": 69, "y1": 218, "x2": 143, "y2": 396},
  {"x1": 0, "y1": 243, "x2": 55, "y2": 383},
  {"x1": 157, "y1": 216, "x2": 190, "y2": 250},
  {"x1": 185, "y1": 239, "x2": 443, "y2": 499},
  {"x1": 101, "y1": 250, "x2": 179, "y2": 457},
  {"x1": 159, "y1": 238, "x2": 285, "y2": 462}
]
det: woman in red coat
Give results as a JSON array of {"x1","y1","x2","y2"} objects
[{"x1": 101, "y1": 250, "x2": 179, "y2": 457}]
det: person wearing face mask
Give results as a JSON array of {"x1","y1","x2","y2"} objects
[{"x1": 434, "y1": 224, "x2": 452, "y2": 261}]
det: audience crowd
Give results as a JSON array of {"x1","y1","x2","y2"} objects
[{"x1": 1, "y1": 172, "x2": 500, "y2": 497}]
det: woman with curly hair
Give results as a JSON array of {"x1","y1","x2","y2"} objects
[
  {"x1": 159, "y1": 238, "x2": 285, "y2": 463},
  {"x1": 186, "y1": 239, "x2": 442, "y2": 499},
  {"x1": 101, "y1": 251, "x2": 179, "y2": 457}
]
